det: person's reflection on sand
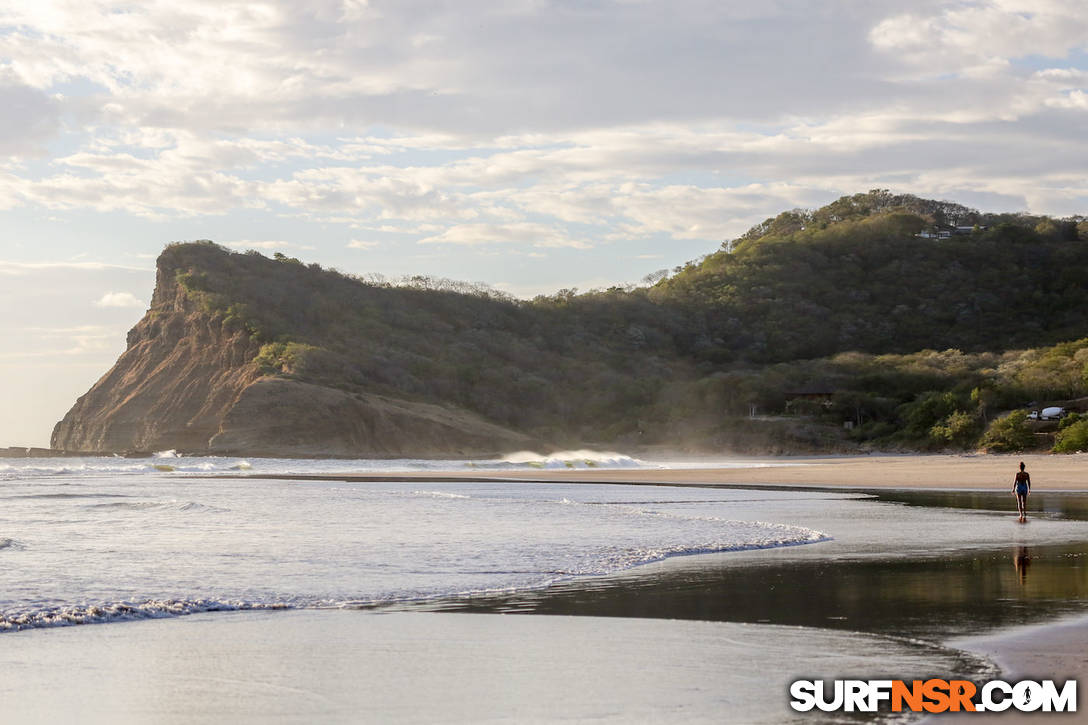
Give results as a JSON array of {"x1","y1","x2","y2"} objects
[{"x1": 1014, "y1": 546, "x2": 1031, "y2": 585}]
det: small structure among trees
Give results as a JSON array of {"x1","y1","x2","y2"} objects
[{"x1": 785, "y1": 384, "x2": 837, "y2": 413}]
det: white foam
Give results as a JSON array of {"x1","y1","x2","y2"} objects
[
  {"x1": 83, "y1": 500, "x2": 229, "y2": 513},
  {"x1": 0, "y1": 477, "x2": 844, "y2": 633},
  {"x1": 411, "y1": 490, "x2": 471, "y2": 500},
  {"x1": 0, "y1": 517, "x2": 822, "y2": 631},
  {"x1": 0, "y1": 451, "x2": 810, "y2": 479},
  {"x1": 0, "y1": 599, "x2": 291, "y2": 632},
  {"x1": 584, "y1": 521, "x2": 828, "y2": 574},
  {"x1": 496, "y1": 449, "x2": 647, "y2": 469}
]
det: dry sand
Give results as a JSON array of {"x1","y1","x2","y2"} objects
[{"x1": 440, "y1": 452, "x2": 1088, "y2": 491}]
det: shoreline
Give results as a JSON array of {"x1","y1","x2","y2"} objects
[
  {"x1": 303, "y1": 460, "x2": 1088, "y2": 721},
  {"x1": 951, "y1": 612, "x2": 1088, "y2": 682},
  {"x1": 462, "y1": 453, "x2": 1088, "y2": 490},
  {"x1": 0, "y1": 609, "x2": 984, "y2": 724},
  {"x1": 214, "y1": 453, "x2": 1088, "y2": 491},
  {"x1": 922, "y1": 613, "x2": 1088, "y2": 723}
]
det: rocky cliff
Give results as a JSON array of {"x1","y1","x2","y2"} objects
[
  {"x1": 51, "y1": 244, "x2": 536, "y2": 457},
  {"x1": 55, "y1": 192, "x2": 1088, "y2": 458}
]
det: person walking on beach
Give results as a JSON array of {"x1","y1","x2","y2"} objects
[{"x1": 1013, "y1": 461, "x2": 1031, "y2": 522}]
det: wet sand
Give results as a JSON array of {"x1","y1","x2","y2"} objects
[
  {"x1": 0, "y1": 610, "x2": 973, "y2": 724},
  {"x1": 404, "y1": 536, "x2": 1088, "y2": 722},
  {"x1": 356, "y1": 453, "x2": 1088, "y2": 721},
  {"x1": 517, "y1": 454, "x2": 1088, "y2": 722},
  {"x1": 927, "y1": 614, "x2": 1088, "y2": 723},
  {"x1": 954, "y1": 612, "x2": 1088, "y2": 683}
]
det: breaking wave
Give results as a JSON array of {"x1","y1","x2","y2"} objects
[
  {"x1": 0, "y1": 516, "x2": 828, "y2": 632},
  {"x1": 489, "y1": 449, "x2": 646, "y2": 469},
  {"x1": 83, "y1": 500, "x2": 228, "y2": 513},
  {"x1": 1, "y1": 450, "x2": 807, "y2": 479},
  {"x1": 0, "y1": 449, "x2": 657, "y2": 479},
  {"x1": 0, "y1": 599, "x2": 292, "y2": 632},
  {"x1": 0, "y1": 466, "x2": 836, "y2": 636}
]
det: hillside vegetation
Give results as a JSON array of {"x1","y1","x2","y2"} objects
[
  {"x1": 654, "y1": 191, "x2": 1088, "y2": 362},
  {"x1": 67, "y1": 190, "x2": 1088, "y2": 455},
  {"x1": 159, "y1": 242, "x2": 694, "y2": 447}
]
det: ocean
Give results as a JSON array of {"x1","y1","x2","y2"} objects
[
  {"x1": 0, "y1": 451, "x2": 823, "y2": 631},
  {"x1": 5, "y1": 453, "x2": 1088, "y2": 722}
]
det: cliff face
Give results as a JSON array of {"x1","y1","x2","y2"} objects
[
  {"x1": 51, "y1": 245, "x2": 535, "y2": 457},
  {"x1": 52, "y1": 255, "x2": 263, "y2": 453}
]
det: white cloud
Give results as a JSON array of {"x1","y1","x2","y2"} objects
[
  {"x1": 0, "y1": 1, "x2": 901, "y2": 132},
  {"x1": 0, "y1": 73, "x2": 60, "y2": 156},
  {"x1": 1035, "y1": 68, "x2": 1088, "y2": 84},
  {"x1": 223, "y1": 240, "x2": 295, "y2": 250},
  {"x1": 0, "y1": 260, "x2": 150, "y2": 275},
  {"x1": 19, "y1": 325, "x2": 109, "y2": 334},
  {"x1": 0, "y1": 2, "x2": 1082, "y2": 253},
  {"x1": 94, "y1": 291, "x2": 146, "y2": 308},
  {"x1": 870, "y1": 1, "x2": 1088, "y2": 76},
  {"x1": 347, "y1": 240, "x2": 379, "y2": 249},
  {"x1": 1045, "y1": 90, "x2": 1088, "y2": 110},
  {"x1": 419, "y1": 223, "x2": 589, "y2": 249}
]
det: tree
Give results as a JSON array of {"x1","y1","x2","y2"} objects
[
  {"x1": 981, "y1": 411, "x2": 1036, "y2": 452},
  {"x1": 1053, "y1": 417, "x2": 1088, "y2": 453},
  {"x1": 1035, "y1": 219, "x2": 1061, "y2": 239}
]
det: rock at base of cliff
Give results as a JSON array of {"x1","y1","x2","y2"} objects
[{"x1": 208, "y1": 377, "x2": 536, "y2": 459}]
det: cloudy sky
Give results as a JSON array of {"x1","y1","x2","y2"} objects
[{"x1": 2, "y1": 0, "x2": 1088, "y2": 446}]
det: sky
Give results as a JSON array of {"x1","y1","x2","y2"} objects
[{"x1": 1, "y1": 0, "x2": 1088, "y2": 447}]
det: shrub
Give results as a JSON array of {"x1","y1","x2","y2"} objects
[
  {"x1": 175, "y1": 269, "x2": 210, "y2": 292},
  {"x1": 1059, "y1": 412, "x2": 1084, "y2": 429},
  {"x1": 900, "y1": 391, "x2": 962, "y2": 437},
  {"x1": 1053, "y1": 419, "x2": 1088, "y2": 453},
  {"x1": 980, "y1": 410, "x2": 1036, "y2": 452},
  {"x1": 254, "y1": 341, "x2": 321, "y2": 375},
  {"x1": 929, "y1": 410, "x2": 980, "y2": 448}
]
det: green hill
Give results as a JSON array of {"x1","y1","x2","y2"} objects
[
  {"x1": 653, "y1": 190, "x2": 1088, "y2": 362},
  {"x1": 53, "y1": 191, "x2": 1088, "y2": 456}
]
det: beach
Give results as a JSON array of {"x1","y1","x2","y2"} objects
[
  {"x1": 0, "y1": 609, "x2": 987, "y2": 724},
  {"x1": 3, "y1": 452, "x2": 1088, "y2": 722},
  {"x1": 295, "y1": 452, "x2": 1088, "y2": 721},
  {"x1": 921, "y1": 613, "x2": 1088, "y2": 723},
  {"x1": 448, "y1": 452, "x2": 1088, "y2": 490},
  {"x1": 485, "y1": 453, "x2": 1088, "y2": 722}
]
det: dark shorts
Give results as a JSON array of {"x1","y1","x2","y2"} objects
[{"x1": 1015, "y1": 484, "x2": 1029, "y2": 496}]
